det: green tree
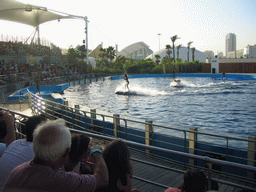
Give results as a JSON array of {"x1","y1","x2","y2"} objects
[
  {"x1": 191, "y1": 47, "x2": 196, "y2": 61},
  {"x1": 106, "y1": 46, "x2": 116, "y2": 66},
  {"x1": 165, "y1": 44, "x2": 172, "y2": 66},
  {"x1": 151, "y1": 64, "x2": 163, "y2": 74},
  {"x1": 176, "y1": 44, "x2": 182, "y2": 60},
  {"x1": 99, "y1": 48, "x2": 106, "y2": 61},
  {"x1": 187, "y1": 41, "x2": 193, "y2": 62},
  {"x1": 66, "y1": 45, "x2": 88, "y2": 66},
  {"x1": 66, "y1": 46, "x2": 78, "y2": 65},
  {"x1": 155, "y1": 54, "x2": 161, "y2": 65},
  {"x1": 76, "y1": 45, "x2": 87, "y2": 60},
  {"x1": 139, "y1": 59, "x2": 156, "y2": 73},
  {"x1": 171, "y1": 35, "x2": 180, "y2": 61},
  {"x1": 113, "y1": 55, "x2": 127, "y2": 71}
]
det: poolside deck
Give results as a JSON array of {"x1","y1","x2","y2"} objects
[{"x1": 130, "y1": 150, "x2": 256, "y2": 192}]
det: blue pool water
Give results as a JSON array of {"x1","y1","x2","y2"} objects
[{"x1": 63, "y1": 76, "x2": 256, "y2": 137}]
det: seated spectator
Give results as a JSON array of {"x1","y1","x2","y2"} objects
[
  {"x1": 96, "y1": 139, "x2": 140, "y2": 192},
  {"x1": 64, "y1": 133, "x2": 92, "y2": 174},
  {"x1": 0, "y1": 114, "x2": 47, "y2": 191},
  {"x1": 165, "y1": 168, "x2": 208, "y2": 192},
  {"x1": 0, "y1": 111, "x2": 15, "y2": 156},
  {"x1": 3, "y1": 118, "x2": 109, "y2": 192}
]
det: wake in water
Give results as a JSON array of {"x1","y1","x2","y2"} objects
[
  {"x1": 170, "y1": 79, "x2": 216, "y2": 88},
  {"x1": 115, "y1": 83, "x2": 168, "y2": 96}
]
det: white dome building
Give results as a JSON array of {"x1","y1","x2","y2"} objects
[
  {"x1": 118, "y1": 41, "x2": 153, "y2": 60},
  {"x1": 83, "y1": 57, "x2": 97, "y2": 68},
  {"x1": 88, "y1": 57, "x2": 97, "y2": 68},
  {"x1": 146, "y1": 47, "x2": 208, "y2": 63}
]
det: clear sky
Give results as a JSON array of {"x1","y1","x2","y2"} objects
[{"x1": 1, "y1": 0, "x2": 255, "y2": 55}]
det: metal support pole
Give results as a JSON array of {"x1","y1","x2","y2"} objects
[
  {"x1": 189, "y1": 127, "x2": 198, "y2": 166},
  {"x1": 113, "y1": 114, "x2": 120, "y2": 138},
  {"x1": 145, "y1": 120, "x2": 153, "y2": 154},
  {"x1": 247, "y1": 135, "x2": 256, "y2": 179},
  {"x1": 158, "y1": 33, "x2": 161, "y2": 50},
  {"x1": 90, "y1": 108, "x2": 96, "y2": 126},
  {"x1": 84, "y1": 16, "x2": 89, "y2": 66},
  {"x1": 75, "y1": 105, "x2": 80, "y2": 129},
  {"x1": 37, "y1": 25, "x2": 40, "y2": 45}
]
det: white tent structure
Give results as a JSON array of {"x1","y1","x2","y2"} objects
[{"x1": 0, "y1": 0, "x2": 89, "y2": 62}]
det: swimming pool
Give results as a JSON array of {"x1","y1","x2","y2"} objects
[{"x1": 63, "y1": 75, "x2": 256, "y2": 138}]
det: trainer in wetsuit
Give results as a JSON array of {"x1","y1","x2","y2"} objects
[
  {"x1": 124, "y1": 73, "x2": 129, "y2": 90},
  {"x1": 222, "y1": 72, "x2": 226, "y2": 79}
]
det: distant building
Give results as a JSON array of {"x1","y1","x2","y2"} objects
[
  {"x1": 236, "y1": 49, "x2": 244, "y2": 58},
  {"x1": 227, "y1": 49, "x2": 244, "y2": 59},
  {"x1": 217, "y1": 52, "x2": 224, "y2": 58},
  {"x1": 203, "y1": 58, "x2": 256, "y2": 73},
  {"x1": 89, "y1": 44, "x2": 102, "y2": 60},
  {"x1": 87, "y1": 57, "x2": 97, "y2": 68},
  {"x1": 244, "y1": 44, "x2": 256, "y2": 58},
  {"x1": 118, "y1": 42, "x2": 153, "y2": 60},
  {"x1": 204, "y1": 50, "x2": 214, "y2": 58},
  {"x1": 146, "y1": 47, "x2": 208, "y2": 63},
  {"x1": 62, "y1": 48, "x2": 68, "y2": 55},
  {"x1": 225, "y1": 33, "x2": 236, "y2": 57}
]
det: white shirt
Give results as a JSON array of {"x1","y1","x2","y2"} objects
[{"x1": 0, "y1": 139, "x2": 34, "y2": 191}]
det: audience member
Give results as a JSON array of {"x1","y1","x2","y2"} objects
[
  {"x1": 0, "y1": 114, "x2": 47, "y2": 191},
  {"x1": 64, "y1": 133, "x2": 92, "y2": 174},
  {"x1": 96, "y1": 139, "x2": 140, "y2": 192},
  {"x1": 165, "y1": 168, "x2": 208, "y2": 192},
  {"x1": 0, "y1": 111, "x2": 15, "y2": 156},
  {"x1": 2, "y1": 118, "x2": 109, "y2": 192}
]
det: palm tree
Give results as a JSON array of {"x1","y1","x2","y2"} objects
[
  {"x1": 187, "y1": 41, "x2": 193, "y2": 62},
  {"x1": 106, "y1": 46, "x2": 115, "y2": 61},
  {"x1": 99, "y1": 48, "x2": 106, "y2": 61},
  {"x1": 176, "y1": 44, "x2": 182, "y2": 59},
  {"x1": 106, "y1": 46, "x2": 116, "y2": 67},
  {"x1": 171, "y1": 35, "x2": 180, "y2": 61},
  {"x1": 191, "y1": 47, "x2": 196, "y2": 61},
  {"x1": 99, "y1": 47, "x2": 107, "y2": 68},
  {"x1": 155, "y1": 54, "x2": 161, "y2": 65},
  {"x1": 165, "y1": 44, "x2": 172, "y2": 66}
]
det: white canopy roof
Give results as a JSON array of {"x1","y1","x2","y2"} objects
[{"x1": 0, "y1": 0, "x2": 73, "y2": 27}]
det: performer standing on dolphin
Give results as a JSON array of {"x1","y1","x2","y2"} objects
[{"x1": 124, "y1": 72, "x2": 129, "y2": 90}]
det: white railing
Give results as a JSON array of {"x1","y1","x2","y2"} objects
[{"x1": 23, "y1": 90, "x2": 256, "y2": 191}]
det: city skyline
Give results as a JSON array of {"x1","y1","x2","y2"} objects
[
  {"x1": 225, "y1": 33, "x2": 236, "y2": 57},
  {"x1": 0, "y1": 0, "x2": 255, "y2": 55}
]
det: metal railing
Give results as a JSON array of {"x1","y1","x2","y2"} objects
[
  {"x1": 22, "y1": 90, "x2": 256, "y2": 191},
  {"x1": 1, "y1": 104, "x2": 256, "y2": 191}
]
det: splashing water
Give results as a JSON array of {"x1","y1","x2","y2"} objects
[{"x1": 115, "y1": 83, "x2": 168, "y2": 96}]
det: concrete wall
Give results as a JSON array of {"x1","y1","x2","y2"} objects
[
  {"x1": 202, "y1": 63, "x2": 211, "y2": 73},
  {"x1": 220, "y1": 58, "x2": 256, "y2": 63},
  {"x1": 202, "y1": 58, "x2": 256, "y2": 73},
  {"x1": 219, "y1": 63, "x2": 256, "y2": 73}
]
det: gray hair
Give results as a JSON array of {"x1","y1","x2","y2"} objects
[{"x1": 33, "y1": 118, "x2": 71, "y2": 162}]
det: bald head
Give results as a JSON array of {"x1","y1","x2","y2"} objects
[{"x1": 33, "y1": 118, "x2": 71, "y2": 162}]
